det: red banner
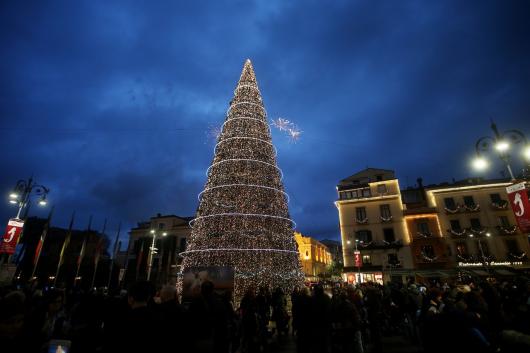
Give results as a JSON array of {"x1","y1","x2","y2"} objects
[
  {"x1": 507, "y1": 182, "x2": 530, "y2": 233},
  {"x1": 0, "y1": 219, "x2": 25, "y2": 255},
  {"x1": 354, "y1": 250, "x2": 362, "y2": 267}
]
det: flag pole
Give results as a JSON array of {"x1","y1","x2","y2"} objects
[
  {"x1": 91, "y1": 219, "x2": 107, "y2": 289},
  {"x1": 30, "y1": 206, "x2": 55, "y2": 280},
  {"x1": 54, "y1": 211, "x2": 75, "y2": 286},
  {"x1": 107, "y1": 222, "x2": 121, "y2": 290},
  {"x1": 75, "y1": 215, "x2": 92, "y2": 287}
]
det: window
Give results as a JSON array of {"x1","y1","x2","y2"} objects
[
  {"x1": 356, "y1": 207, "x2": 367, "y2": 220},
  {"x1": 376, "y1": 175, "x2": 383, "y2": 181},
  {"x1": 340, "y1": 192, "x2": 345, "y2": 200},
  {"x1": 456, "y1": 242, "x2": 468, "y2": 256},
  {"x1": 356, "y1": 230, "x2": 373, "y2": 243},
  {"x1": 450, "y1": 220, "x2": 462, "y2": 231},
  {"x1": 345, "y1": 192, "x2": 352, "y2": 199},
  {"x1": 362, "y1": 255, "x2": 371, "y2": 265},
  {"x1": 416, "y1": 221, "x2": 430, "y2": 235},
  {"x1": 490, "y1": 193, "x2": 501, "y2": 203},
  {"x1": 505, "y1": 239, "x2": 519, "y2": 254},
  {"x1": 158, "y1": 223, "x2": 165, "y2": 229},
  {"x1": 444, "y1": 197, "x2": 456, "y2": 209},
  {"x1": 362, "y1": 188, "x2": 371, "y2": 197},
  {"x1": 377, "y1": 184, "x2": 387, "y2": 194},
  {"x1": 387, "y1": 253, "x2": 399, "y2": 265},
  {"x1": 470, "y1": 218, "x2": 482, "y2": 229},
  {"x1": 463, "y1": 196, "x2": 475, "y2": 207},
  {"x1": 383, "y1": 228, "x2": 395, "y2": 242},
  {"x1": 380, "y1": 204, "x2": 392, "y2": 219},
  {"x1": 351, "y1": 190, "x2": 358, "y2": 198},
  {"x1": 421, "y1": 245, "x2": 436, "y2": 258},
  {"x1": 499, "y1": 216, "x2": 510, "y2": 227},
  {"x1": 179, "y1": 237, "x2": 187, "y2": 252},
  {"x1": 305, "y1": 251, "x2": 309, "y2": 258}
]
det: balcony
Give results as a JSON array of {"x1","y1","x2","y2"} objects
[
  {"x1": 444, "y1": 204, "x2": 481, "y2": 214},
  {"x1": 490, "y1": 200, "x2": 509, "y2": 211},
  {"x1": 357, "y1": 239, "x2": 403, "y2": 250},
  {"x1": 496, "y1": 225, "x2": 519, "y2": 235},
  {"x1": 355, "y1": 217, "x2": 369, "y2": 225}
]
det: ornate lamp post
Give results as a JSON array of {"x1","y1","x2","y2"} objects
[
  {"x1": 146, "y1": 229, "x2": 167, "y2": 281},
  {"x1": 472, "y1": 122, "x2": 530, "y2": 180},
  {"x1": 8, "y1": 177, "x2": 50, "y2": 219}
]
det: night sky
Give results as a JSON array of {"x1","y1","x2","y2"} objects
[{"x1": 1, "y1": 1, "x2": 529, "y2": 247}]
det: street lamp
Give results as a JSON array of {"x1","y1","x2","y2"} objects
[
  {"x1": 7, "y1": 177, "x2": 50, "y2": 219},
  {"x1": 470, "y1": 233, "x2": 491, "y2": 273},
  {"x1": 472, "y1": 122, "x2": 529, "y2": 180},
  {"x1": 146, "y1": 229, "x2": 167, "y2": 281}
]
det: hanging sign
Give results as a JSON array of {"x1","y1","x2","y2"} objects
[
  {"x1": 0, "y1": 219, "x2": 25, "y2": 255},
  {"x1": 354, "y1": 250, "x2": 362, "y2": 267},
  {"x1": 506, "y1": 182, "x2": 530, "y2": 232}
]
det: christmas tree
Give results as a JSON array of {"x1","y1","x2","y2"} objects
[{"x1": 180, "y1": 59, "x2": 303, "y2": 298}]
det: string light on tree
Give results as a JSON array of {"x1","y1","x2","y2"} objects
[{"x1": 180, "y1": 59, "x2": 304, "y2": 299}]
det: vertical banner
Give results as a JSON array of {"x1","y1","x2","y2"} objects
[
  {"x1": 0, "y1": 219, "x2": 25, "y2": 254},
  {"x1": 506, "y1": 182, "x2": 530, "y2": 232},
  {"x1": 354, "y1": 250, "x2": 362, "y2": 267}
]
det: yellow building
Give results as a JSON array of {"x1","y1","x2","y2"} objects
[
  {"x1": 294, "y1": 231, "x2": 332, "y2": 281},
  {"x1": 425, "y1": 179, "x2": 530, "y2": 272},
  {"x1": 335, "y1": 168, "x2": 413, "y2": 284}
]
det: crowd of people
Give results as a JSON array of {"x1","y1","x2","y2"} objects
[{"x1": 0, "y1": 276, "x2": 529, "y2": 353}]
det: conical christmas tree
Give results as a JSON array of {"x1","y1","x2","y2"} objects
[{"x1": 180, "y1": 59, "x2": 303, "y2": 297}]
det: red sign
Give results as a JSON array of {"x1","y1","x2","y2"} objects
[
  {"x1": 0, "y1": 219, "x2": 25, "y2": 255},
  {"x1": 354, "y1": 250, "x2": 362, "y2": 267},
  {"x1": 507, "y1": 182, "x2": 530, "y2": 233}
]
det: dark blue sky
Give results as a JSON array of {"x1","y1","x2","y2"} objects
[{"x1": 1, "y1": 0, "x2": 529, "y2": 246}]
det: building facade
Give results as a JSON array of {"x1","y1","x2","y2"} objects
[
  {"x1": 125, "y1": 214, "x2": 193, "y2": 286},
  {"x1": 336, "y1": 168, "x2": 530, "y2": 284},
  {"x1": 425, "y1": 179, "x2": 530, "y2": 274},
  {"x1": 336, "y1": 168, "x2": 413, "y2": 284},
  {"x1": 294, "y1": 231, "x2": 332, "y2": 281}
]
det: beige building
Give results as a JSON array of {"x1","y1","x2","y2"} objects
[
  {"x1": 425, "y1": 179, "x2": 530, "y2": 273},
  {"x1": 125, "y1": 214, "x2": 193, "y2": 285},
  {"x1": 335, "y1": 168, "x2": 413, "y2": 284},
  {"x1": 294, "y1": 231, "x2": 332, "y2": 281}
]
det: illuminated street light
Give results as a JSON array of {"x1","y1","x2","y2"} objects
[
  {"x1": 495, "y1": 140, "x2": 510, "y2": 152},
  {"x1": 7, "y1": 177, "x2": 50, "y2": 219},
  {"x1": 147, "y1": 229, "x2": 167, "y2": 281},
  {"x1": 473, "y1": 122, "x2": 528, "y2": 181},
  {"x1": 472, "y1": 157, "x2": 488, "y2": 171},
  {"x1": 9, "y1": 193, "x2": 18, "y2": 199}
]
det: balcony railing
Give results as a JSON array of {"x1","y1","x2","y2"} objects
[
  {"x1": 358, "y1": 240, "x2": 403, "y2": 250},
  {"x1": 491, "y1": 200, "x2": 509, "y2": 210},
  {"x1": 355, "y1": 218, "x2": 369, "y2": 224},
  {"x1": 496, "y1": 225, "x2": 519, "y2": 235},
  {"x1": 444, "y1": 204, "x2": 481, "y2": 214}
]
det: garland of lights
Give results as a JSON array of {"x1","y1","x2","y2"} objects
[
  {"x1": 464, "y1": 204, "x2": 481, "y2": 212},
  {"x1": 355, "y1": 218, "x2": 369, "y2": 224},
  {"x1": 421, "y1": 252, "x2": 438, "y2": 262},
  {"x1": 449, "y1": 229, "x2": 467, "y2": 236},
  {"x1": 491, "y1": 201, "x2": 508, "y2": 210},
  {"x1": 380, "y1": 215, "x2": 393, "y2": 222},
  {"x1": 499, "y1": 225, "x2": 517, "y2": 234},
  {"x1": 179, "y1": 60, "x2": 304, "y2": 302},
  {"x1": 444, "y1": 207, "x2": 459, "y2": 214},
  {"x1": 509, "y1": 252, "x2": 527, "y2": 260}
]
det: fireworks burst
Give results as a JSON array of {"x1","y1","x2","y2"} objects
[{"x1": 271, "y1": 117, "x2": 302, "y2": 143}]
